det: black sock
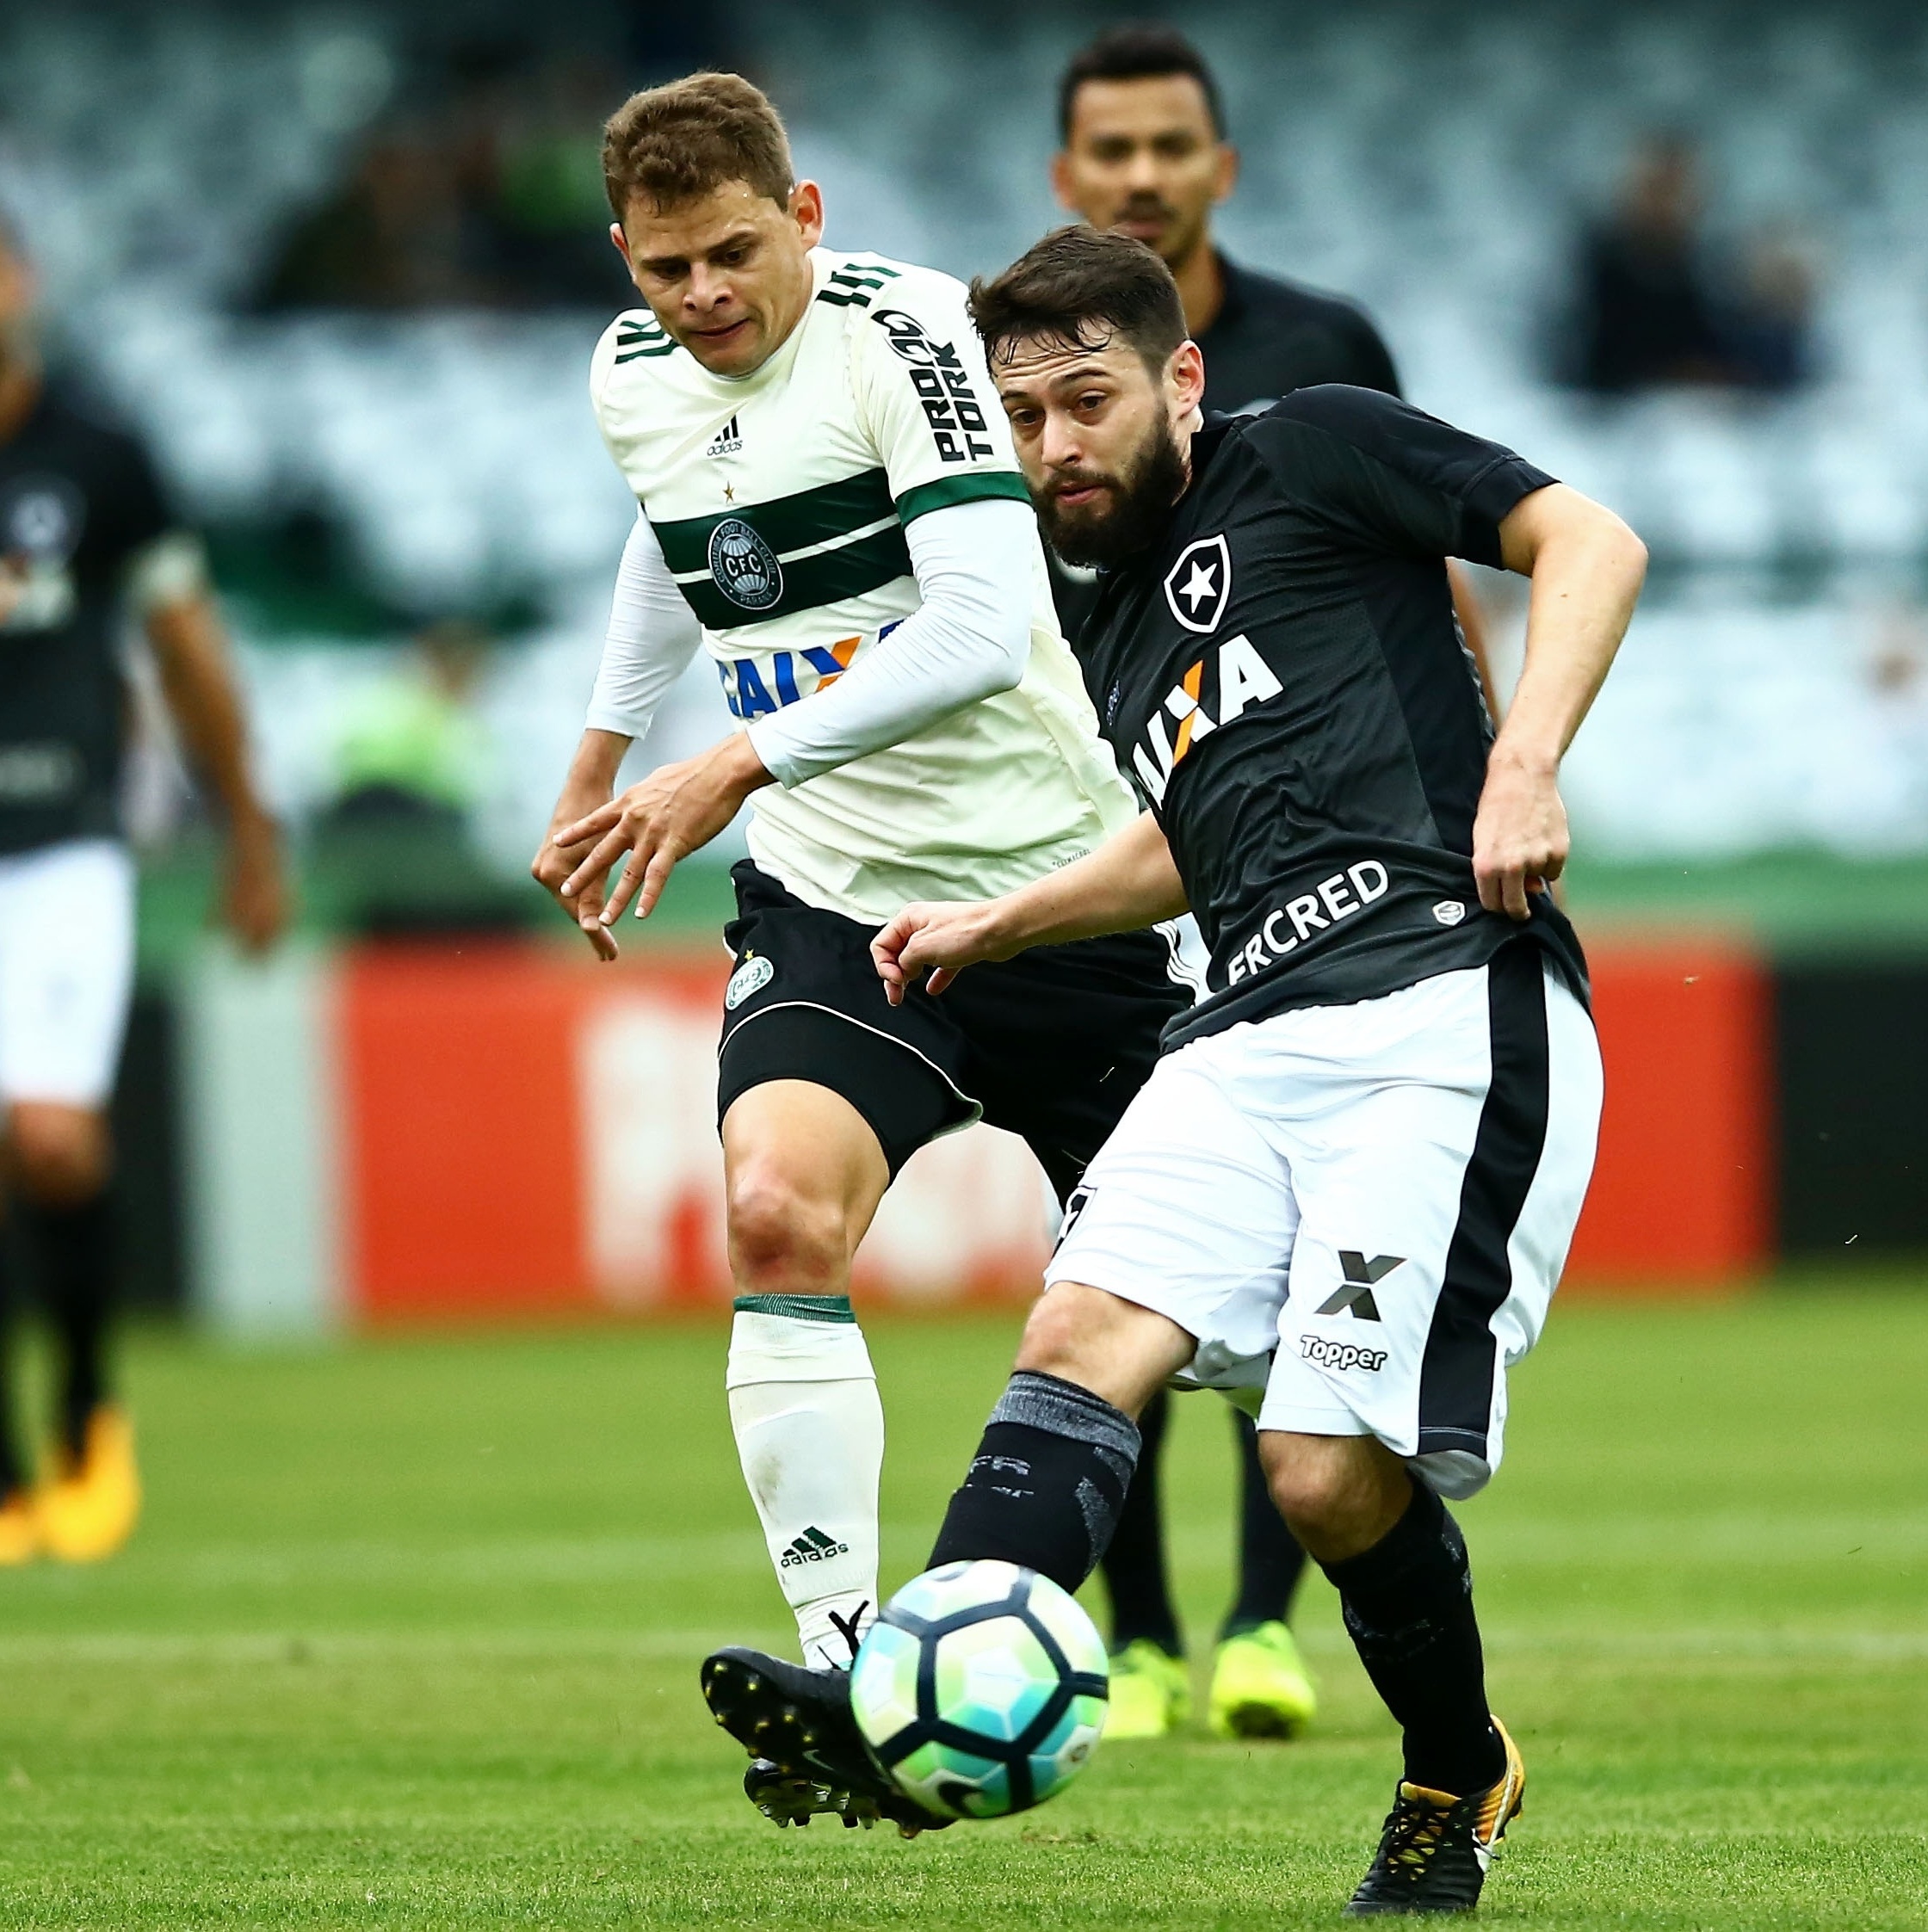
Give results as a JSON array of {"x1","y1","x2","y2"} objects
[
  {"x1": 0, "y1": 1221, "x2": 25, "y2": 1496},
  {"x1": 1222, "y1": 1407, "x2": 1309, "y2": 1638},
  {"x1": 26, "y1": 1195, "x2": 114, "y2": 1457},
  {"x1": 1320, "y1": 1480, "x2": 1505, "y2": 1796},
  {"x1": 1096, "y1": 1386, "x2": 1182, "y2": 1654},
  {"x1": 927, "y1": 1371, "x2": 1140, "y2": 1596}
]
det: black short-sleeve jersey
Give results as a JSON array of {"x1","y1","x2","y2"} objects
[
  {"x1": 1196, "y1": 256, "x2": 1402, "y2": 417},
  {"x1": 1078, "y1": 385, "x2": 1586, "y2": 1051},
  {"x1": 0, "y1": 383, "x2": 176, "y2": 855}
]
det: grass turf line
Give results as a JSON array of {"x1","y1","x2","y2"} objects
[{"x1": 0, "y1": 1284, "x2": 1922, "y2": 1927}]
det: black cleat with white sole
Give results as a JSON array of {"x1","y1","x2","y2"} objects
[{"x1": 701, "y1": 1647, "x2": 950, "y2": 1838}]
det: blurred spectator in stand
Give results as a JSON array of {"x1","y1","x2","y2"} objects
[
  {"x1": 256, "y1": 119, "x2": 490, "y2": 310},
  {"x1": 1566, "y1": 133, "x2": 1817, "y2": 396},
  {"x1": 256, "y1": 45, "x2": 630, "y2": 312},
  {"x1": 1727, "y1": 226, "x2": 1817, "y2": 393},
  {"x1": 323, "y1": 618, "x2": 489, "y2": 831},
  {"x1": 1569, "y1": 134, "x2": 1730, "y2": 392},
  {"x1": 313, "y1": 620, "x2": 525, "y2": 934}
]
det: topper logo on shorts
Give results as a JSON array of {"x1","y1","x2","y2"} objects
[
  {"x1": 871, "y1": 309, "x2": 996, "y2": 463},
  {"x1": 1299, "y1": 1333, "x2": 1388, "y2": 1373},
  {"x1": 1130, "y1": 632, "x2": 1282, "y2": 805}
]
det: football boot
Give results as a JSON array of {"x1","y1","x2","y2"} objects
[
  {"x1": 1103, "y1": 1638, "x2": 1190, "y2": 1738},
  {"x1": 1208, "y1": 1620, "x2": 1318, "y2": 1739},
  {"x1": 0, "y1": 1487, "x2": 37, "y2": 1565},
  {"x1": 701, "y1": 1646, "x2": 949, "y2": 1837},
  {"x1": 36, "y1": 1405, "x2": 140, "y2": 1564},
  {"x1": 1345, "y1": 1717, "x2": 1525, "y2": 1916}
]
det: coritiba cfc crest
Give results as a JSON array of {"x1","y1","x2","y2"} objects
[{"x1": 708, "y1": 518, "x2": 784, "y2": 612}]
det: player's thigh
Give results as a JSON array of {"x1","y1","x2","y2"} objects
[
  {"x1": 0, "y1": 839, "x2": 136, "y2": 1117},
  {"x1": 1258, "y1": 949, "x2": 1599, "y2": 1499},
  {"x1": 716, "y1": 861, "x2": 978, "y2": 1184},
  {"x1": 720, "y1": 1080, "x2": 892, "y2": 1275},
  {"x1": 1044, "y1": 1034, "x2": 1301, "y2": 1391}
]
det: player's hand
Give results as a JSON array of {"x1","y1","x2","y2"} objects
[
  {"x1": 534, "y1": 785, "x2": 620, "y2": 960},
  {"x1": 554, "y1": 732, "x2": 771, "y2": 929},
  {"x1": 219, "y1": 809, "x2": 288, "y2": 954},
  {"x1": 871, "y1": 900, "x2": 1013, "y2": 1005},
  {"x1": 1472, "y1": 744, "x2": 1567, "y2": 922}
]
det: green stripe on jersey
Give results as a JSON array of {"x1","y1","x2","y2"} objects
[
  {"x1": 732, "y1": 1293, "x2": 858, "y2": 1324},
  {"x1": 895, "y1": 471, "x2": 1032, "y2": 525},
  {"x1": 652, "y1": 469, "x2": 896, "y2": 575},
  {"x1": 673, "y1": 523, "x2": 911, "y2": 630}
]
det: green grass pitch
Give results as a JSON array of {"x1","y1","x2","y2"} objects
[{"x1": 0, "y1": 1282, "x2": 1923, "y2": 1928}]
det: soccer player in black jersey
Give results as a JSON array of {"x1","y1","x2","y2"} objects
[
  {"x1": 703, "y1": 229, "x2": 1643, "y2": 1912},
  {"x1": 1045, "y1": 25, "x2": 1501, "y2": 1738},
  {"x1": 0, "y1": 214, "x2": 285, "y2": 1563}
]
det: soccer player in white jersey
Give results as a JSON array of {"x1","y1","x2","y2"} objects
[{"x1": 529, "y1": 76, "x2": 1187, "y2": 1826}]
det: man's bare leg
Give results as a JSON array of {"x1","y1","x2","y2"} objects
[{"x1": 721, "y1": 1079, "x2": 891, "y2": 1668}]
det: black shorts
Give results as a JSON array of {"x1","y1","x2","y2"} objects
[{"x1": 717, "y1": 861, "x2": 1190, "y2": 1201}]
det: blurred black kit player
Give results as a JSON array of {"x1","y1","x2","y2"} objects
[
  {"x1": 0, "y1": 213, "x2": 285, "y2": 1563},
  {"x1": 1044, "y1": 22, "x2": 1498, "y2": 1744}
]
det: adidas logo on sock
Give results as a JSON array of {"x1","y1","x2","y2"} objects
[
  {"x1": 779, "y1": 1525, "x2": 850, "y2": 1568},
  {"x1": 706, "y1": 413, "x2": 743, "y2": 456}
]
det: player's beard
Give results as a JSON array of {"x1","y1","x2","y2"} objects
[{"x1": 1035, "y1": 413, "x2": 1190, "y2": 571}]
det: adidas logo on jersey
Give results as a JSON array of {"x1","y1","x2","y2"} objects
[
  {"x1": 706, "y1": 414, "x2": 744, "y2": 457},
  {"x1": 779, "y1": 1526, "x2": 850, "y2": 1569},
  {"x1": 1130, "y1": 633, "x2": 1282, "y2": 805}
]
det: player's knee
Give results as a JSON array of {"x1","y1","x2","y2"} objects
[
  {"x1": 1264, "y1": 1438, "x2": 1405, "y2": 1559},
  {"x1": 7, "y1": 1107, "x2": 110, "y2": 1208},
  {"x1": 726, "y1": 1168, "x2": 850, "y2": 1293},
  {"x1": 1011, "y1": 1281, "x2": 1183, "y2": 1417}
]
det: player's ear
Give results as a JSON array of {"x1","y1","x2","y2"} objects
[
  {"x1": 789, "y1": 180, "x2": 825, "y2": 249},
  {"x1": 1166, "y1": 340, "x2": 1206, "y2": 417},
  {"x1": 1214, "y1": 142, "x2": 1239, "y2": 206},
  {"x1": 1048, "y1": 148, "x2": 1078, "y2": 213}
]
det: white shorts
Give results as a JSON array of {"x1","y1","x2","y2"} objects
[
  {"x1": 0, "y1": 838, "x2": 137, "y2": 1108},
  {"x1": 1046, "y1": 947, "x2": 1603, "y2": 1500}
]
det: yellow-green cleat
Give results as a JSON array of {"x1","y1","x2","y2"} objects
[
  {"x1": 1103, "y1": 1639, "x2": 1190, "y2": 1739},
  {"x1": 1209, "y1": 1620, "x2": 1318, "y2": 1739}
]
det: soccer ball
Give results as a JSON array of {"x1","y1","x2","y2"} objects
[{"x1": 849, "y1": 1559, "x2": 1109, "y2": 1820}]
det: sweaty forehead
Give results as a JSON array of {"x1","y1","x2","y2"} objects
[{"x1": 992, "y1": 330, "x2": 1139, "y2": 392}]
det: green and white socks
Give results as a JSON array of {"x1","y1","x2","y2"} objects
[{"x1": 726, "y1": 1294, "x2": 883, "y2": 1670}]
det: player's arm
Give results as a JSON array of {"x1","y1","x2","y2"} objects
[
  {"x1": 1480, "y1": 482, "x2": 1646, "y2": 918},
  {"x1": 872, "y1": 809, "x2": 1187, "y2": 1003},
  {"x1": 538, "y1": 512, "x2": 703, "y2": 955},
  {"x1": 139, "y1": 543, "x2": 287, "y2": 954}
]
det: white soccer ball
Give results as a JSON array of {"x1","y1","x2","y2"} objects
[{"x1": 849, "y1": 1559, "x2": 1109, "y2": 1820}]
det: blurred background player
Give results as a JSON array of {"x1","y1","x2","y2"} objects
[
  {"x1": 0, "y1": 212, "x2": 285, "y2": 1564},
  {"x1": 1046, "y1": 22, "x2": 1499, "y2": 1745}
]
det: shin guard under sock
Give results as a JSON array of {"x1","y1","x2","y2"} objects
[
  {"x1": 1097, "y1": 1385, "x2": 1183, "y2": 1652},
  {"x1": 927, "y1": 1371, "x2": 1140, "y2": 1596},
  {"x1": 26, "y1": 1195, "x2": 114, "y2": 1457},
  {"x1": 1321, "y1": 1479, "x2": 1505, "y2": 1796},
  {"x1": 1223, "y1": 1406, "x2": 1310, "y2": 1636},
  {"x1": 726, "y1": 1296, "x2": 883, "y2": 1670}
]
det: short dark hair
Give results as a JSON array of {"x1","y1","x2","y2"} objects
[
  {"x1": 602, "y1": 71, "x2": 794, "y2": 220},
  {"x1": 1057, "y1": 23, "x2": 1226, "y2": 143},
  {"x1": 969, "y1": 225, "x2": 1188, "y2": 376}
]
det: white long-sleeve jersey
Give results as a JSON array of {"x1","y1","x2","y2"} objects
[{"x1": 584, "y1": 247, "x2": 1137, "y2": 923}]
